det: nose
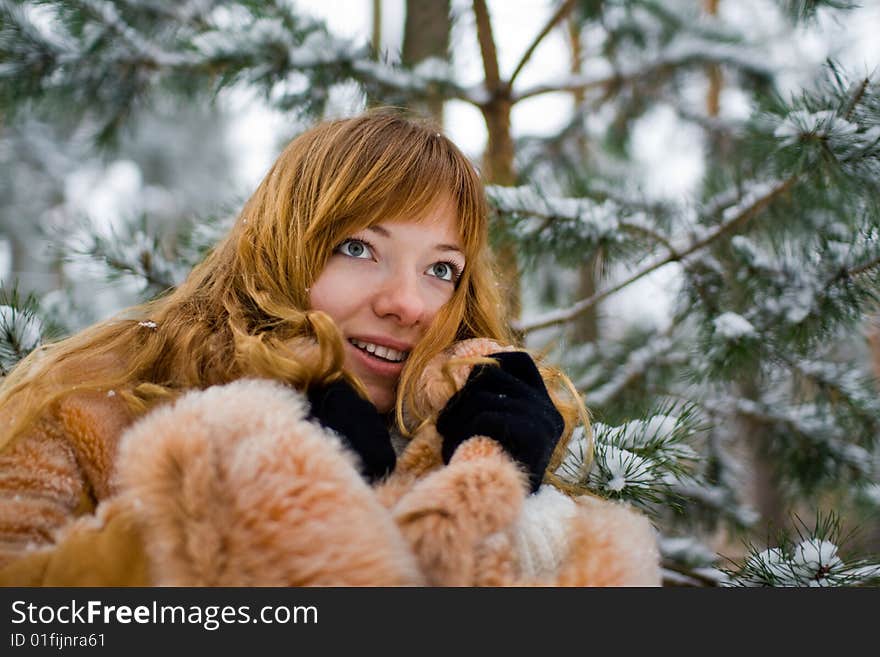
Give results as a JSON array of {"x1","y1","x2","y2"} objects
[{"x1": 372, "y1": 266, "x2": 426, "y2": 327}]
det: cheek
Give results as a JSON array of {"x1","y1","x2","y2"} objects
[
  {"x1": 420, "y1": 285, "x2": 456, "y2": 328},
  {"x1": 308, "y1": 264, "x2": 354, "y2": 321}
]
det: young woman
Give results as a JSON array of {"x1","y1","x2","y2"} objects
[{"x1": 0, "y1": 111, "x2": 658, "y2": 586}]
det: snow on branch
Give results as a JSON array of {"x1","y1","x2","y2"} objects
[
  {"x1": 756, "y1": 69, "x2": 880, "y2": 182},
  {"x1": 72, "y1": 0, "x2": 193, "y2": 67},
  {"x1": 514, "y1": 35, "x2": 775, "y2": 102},
  {"x1": 515, "y1": 178, "x2": 797, "y2": 333},
  {"x1": 0, "y1": 287, "x2": 45, "y2": 376},
  {"x1": 555, "y1": 404, "x2": 702, "y2": 509},
  {"x1": 579, "y1": 334, "x2": 677, "y2": 406},
  {"x1": 668, "y1": 478, "x2": 759, "y2": 528},
  {"x1": 770, "y1": 107, "x2": 880, "y2": 164},
  {"x1": 722, "y1": 513, "x2": 880, "y2": 587},
  {"x1": 725, "y1": 227, "x2": 880, "y2": 346},
  {"x1": 487, "y1": 184, "x2": 623, "y2": 239},
  {"x1": 64, "y1": 223, "x2": 189, "y2": 296},
  {"x1": 0, "y1": 0, "x2": 475, "y2": 136},
  {"x1": 708, "y1": 395, "x2": 872, "y2": 478}
]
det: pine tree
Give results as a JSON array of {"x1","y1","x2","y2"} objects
[{"x1": 1, "y1": 0, "x2": 879, "y2": 586}]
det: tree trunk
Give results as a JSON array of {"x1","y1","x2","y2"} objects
[
  {"x1": 472, "y1": 0, "x2": 521, "y2": 322},
  {"x1": 702, "y1": 0, "x2": 787, "y2": 538},
  {"x1": 402, "y1": 0, "x2": 451, "y2": 124},
  {"x1": 867, "y1": 316, "x2": 880, "y2": 383},
  {"x1": 704, "y1": 0, "x2": 722, "y2": 119},
  {"x1": 743, "y1": 420, "x2": 790, "y2": 537},
  {"x1": 703, "y1": 1, "x2": 723, "y2": 125},
  {"x1": 568, "y1": 14, "x2": 598, "y2": 344},
  {"x1": 371, "y1": 0, "x2": 382, "y2": 60}
]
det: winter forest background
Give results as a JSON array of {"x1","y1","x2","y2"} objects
[{"x1": 2, "y1": 0, "x2": 880, "y2": 586}]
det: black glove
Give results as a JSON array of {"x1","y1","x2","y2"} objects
[
  {"x1": 436, "y1": 351, "x2": 564, "y2": 494},
  {"x1": 306, "y1": 378, "x2": 396, "y2": 483}
]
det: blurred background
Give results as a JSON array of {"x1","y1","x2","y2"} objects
[{"x1": 2, "y1": 0, "x2": 880, "y2": 585}]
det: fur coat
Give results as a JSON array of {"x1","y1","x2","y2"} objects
[{"x1": 0, "y1": 340, "x2": 661, "y2": 586}]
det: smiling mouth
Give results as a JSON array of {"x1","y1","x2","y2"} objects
[{"x1": 348, "y1": 339, "x2": 410, "y2": 363}]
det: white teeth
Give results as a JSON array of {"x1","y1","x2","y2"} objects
[{"x1": 349, "y1": 339, "x2": 408, "y2": 363}]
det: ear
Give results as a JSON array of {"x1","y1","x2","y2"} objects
[{"x1": 411, "y1": 338, "x2": 517, "y2": 417}]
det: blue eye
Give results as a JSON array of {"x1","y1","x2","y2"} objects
[
  {"x1": 426, "y1": 261, "x2": 459, "y2": 282},
  {"x1": 337, "y1": 239, "x2": 372, "y2": 259}
]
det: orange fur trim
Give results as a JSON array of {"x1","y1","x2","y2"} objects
[{"x1": 115, "y1": 379, "x2": 423, "y2": 586}]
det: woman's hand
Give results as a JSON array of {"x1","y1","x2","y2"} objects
[
  {"x1": 436, "y1": 352, "x2": 564, "y2": 493},
  {"x1": 307, "y1": 379, "x2": 397, "y2": 483}
]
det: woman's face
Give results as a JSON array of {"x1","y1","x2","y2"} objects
[{"x1": 309, "y1": 198, "x2": 465, "y2": 413}]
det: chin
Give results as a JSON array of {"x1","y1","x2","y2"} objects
[{"x1": 367, "y1": 387, "x2": 395, "y2": 414}]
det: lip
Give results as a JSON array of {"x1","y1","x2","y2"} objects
[{"x1": 345, "y1": 340, "x2": 408, "y2": 378}]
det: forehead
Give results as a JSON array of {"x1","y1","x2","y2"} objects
[{"x1": 370, "y1": 195, "x2": 462, "y2": 245}]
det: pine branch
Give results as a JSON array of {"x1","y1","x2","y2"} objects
[
  {"x1": 782, "y1": 0, "x2": 860, "y2": 23},
  {"x1": 515, "y1": 177, "x2": 799, "y2": 333},
  {"x1": 63, "y1": 222, "x2": 188, "y2": 297},
  {"x1": 706, "y1": 395, "x2": 873, "y2": 482},
  {"x1": 0, "y1": 286, "x2": 46, "y2": 376},
  {"x1": 722, "y1": 512, "x2": 880, "y2": 587},
  {"x1": 579, "y1": 334, "x2": 676, "y2": 404},
  {"x1": 556, "y1": 404, "x2": 704, "y2": 509},
  {"x1": 114, "y1": 0, "x2": 218, "y2": 29},
  {"x1": 487, "y1": 184, "x2": 675, "y2": 253},
  {"x1": 784, "y1": 357, "x2": 880, "y2": 439},
  {"x1": 847, "y1": 254, "x2": 880, "y2": 278},
  {"x1": 668, "y1": 478, "x2": 760, "y2": 528},
  {"x1": 661, "y1": 562, "x2": 725, "y2": 587},
  {"x1": 0, "y1": 0, "x2": 474, "y2": 137},
  {"x1": 70, "y1": 0, "x2": 193, "y2": 68},
  {"x1": 508, "y1": 0, "x2": 576, "y2": 88},
  {"x1": 514, "y1": 37, "x2": 774, "y2": 102}
]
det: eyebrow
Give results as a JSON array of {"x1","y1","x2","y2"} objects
[{"x1": 367, "y1": 225, "x2": 464, "y2": 255}]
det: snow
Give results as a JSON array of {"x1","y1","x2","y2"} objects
[
  {"x1": 721, "y1": 181, "x2": 779, "y2": 223},
  {"x1": 492, "y1": 185, "x2": 606, "y2": 217},
  {"x1": 713, "y1": 312, "x2": 756, "y2": 340},
  {"x1": 412, "y1": 57, "x2": 452, "y2": 81},
  {"x1": 0, "y1": 305, "x2": 42, "y2": 351},
  {"x1": 291, "y1": 30, "x2": 361, "y2": 67},
  {"x1": 744, "y1": 547, "x2": 792, "y2": 584},
  {"x1": 773, "y1": 109, "x2": 859, "y2": 147},
  {"x1": 597, "y1": 444, "x2": 653, "y2": 492},
  {"x1": 0, "y1": 239, "x2": 10, "y2": 282},
  {"x1": 582, "y1": 336, "x2": 674, "y2": 407},
  {"x1": 671, "y1": 479, "x2": 760, "y2": 527},
  {"x1": 793, "y1": 538, "x2": 841, "y2": 572},
  {"x1": 863, "y1": 483, "x2": 880, "y2": 506},
  {"x1": 81, "y1": 0, "x2": 191, "y2": 67},
  {"x1": 618, "y1": 415, "x2": 679, "y2": 448},
  {"x1": 486, "y1": 185, "x2": 623, "y2": 242},
  {"x1": 766, "y1": 280, "x2": 815, "y2": 325},
  {"x1": 659, "y1": 536, "x2": 721, "y2": 567},
  {"x1": 352, "y1": 58, "x2": 451, "y2": 91},
  {"x1": 554, "y1": 424, "x2": 591, "y2": 484}
]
